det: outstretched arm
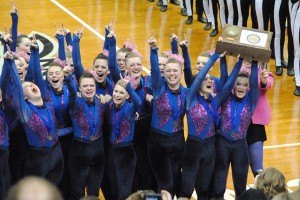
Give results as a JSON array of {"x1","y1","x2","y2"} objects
[
  {"x1": 56, "y1": 30, "x2": 66, "y2": 61},
  {"x1": 149, "y1": 37, "x2": 164, "y2": 97},
  {"x1": 218, "y1": 55, "x2": 228, "y2": 90},
  {"x1": 108, "y1": 32, "x2": 121, "y2": 83},
  {"x1": 186, "y1": 53, "x2": 220, "y2": 108},
  {"x1": 125, "y1": 81, "x2": 141, "y2": 119},
  {"x1": 10, "y1": 6, "x2": 18, "y2": 52},
  {"x1": 214, "y1": 57, "x2": 243, "y2": 108},
  {"x1": 5, "y1": 52, "x2": 31, "y2": 123},
  {"x1": 72, "y1": 33, "x2": 84, "y2": 81},
  {"x1": 180, "y1": 40, "x2": 193, "y2": 87},
  {"x1": 170, "y1": 33, "x2": 178, "y2": 54}
]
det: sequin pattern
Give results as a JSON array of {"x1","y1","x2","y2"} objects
[
  {"x1": 0, "y1": 116, "x2": 7, "y2": 145},
  {"x1": 189, "y1": 103, "x2": 208, "y2": 135},
  {"x1": 26, "y1": 112, "x2": 51, "y2": 145},
  {"x1": 117, "y1": 119, "x2": 130, "y2": 143},
  {"x1": 173, "y1": 118, "x2": 183, "y2": 132},
  {"x1": 234, "y1": 102, "x2": 251, "y2": 139},
  {"x1": 221, "y1": 97, "x2": 233, "y2": 133},
  {"x1": 154, "y1": 92, "x2": 172, "y2": 128},
  {"x1": 72, "y1": 104, "x2": 90, "y2": 138}
]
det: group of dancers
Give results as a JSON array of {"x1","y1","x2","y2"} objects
[{"x1": 0, "y1": 2, "x2": 298, "y2": 200}]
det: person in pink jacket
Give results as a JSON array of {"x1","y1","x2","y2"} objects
[{"x1": 243, "y1": 63, "x2": 274, "y2": 176}]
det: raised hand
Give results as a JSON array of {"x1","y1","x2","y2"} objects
[
  {"x1": 30, "y1": 34, "x2": 38, "y2": 49},
  {"x1": 261, "y1": 68, "x2": 268, "y2": 85},
  {"x1": 10, "y1": 0, "x2": 18, "y2": 15},
  {"x1": 147, "y1": 34, "x2": 157, "y2": 49},
  {"x1": 170, "y1": 28, "x2": 178, "y2": 42}
]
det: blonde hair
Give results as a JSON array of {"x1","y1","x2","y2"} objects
[
  {"x1": 255, "y1": 168, "x2": 287, "y2": 199},
  {"x1": 7, "y1": 176, "x2": 63, "y2": 200}
]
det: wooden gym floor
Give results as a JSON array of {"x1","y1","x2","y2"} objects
[{"x1": 0, "y1": 0, "x2": 299, "y2": 199}]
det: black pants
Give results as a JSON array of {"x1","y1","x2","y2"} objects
[
  {"x1": 58, "y1": 133, "x2": 73, "y2": 200},
  {"x1": 132, "y1": 116, "x2": 156, "y2": 192},
  {"x1": 0, "y1": 148, "x2": 10, "y2": 200},
  {"x1": 69, "y1": 137, "x2": 105, "y2": 200},
  {"x1": 181, "y1": 136, "x2": 215, "y2": 200},
  {"x1": 24, "y1": 142, "x2": 64, "y2": 186},
  {"x1": 8, "y1": 125, "x2": 29, "y2": 185},
  {"x1": 147, "y1": 129, "x2": 185, "y2": 196},
  {"x1": 107, "y1": 143, "x2": 136, "y2": 200},
  {"x1": 213, "y1": 136, "x2": 249, "y2": 199}
]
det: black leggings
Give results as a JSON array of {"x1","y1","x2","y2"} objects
[
  {"x1": 147, "y1": 129, "x2": 185, "y2": 196},
  {"x1": 0, "y1": 148, "x2": 10, "y2": 200},
  {"x1": 180, "y1": 136, "x2": 215, "y2": 200},
  {"x1": 213, "y1": 136, "x2": 249, "y2": 199},
  {"x1": 107, "y1": 143, "x2": 136, "y2": 200},
  {"x1": 58, "y1": 133, "x2": 73, "y2": 200},
  {"x1": 8, "y1": 125, "x2": 29, "y2": 185},
  {"x1": 24, "y1": 142, "x2": 64, "y2": 186},
  {"x1": 132, "y1": 116, "x2": 156, "y2": 192},
  {"x1": 68, "y1": 137, "x2": 105, "y2": 200}
]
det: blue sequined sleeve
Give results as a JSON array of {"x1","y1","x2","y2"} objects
[
  {"x1": 56, "y1": 34, "x2": 66, "y2": 61},
  {"x1": 72, "y1": 34, "x2": 84, "y2": 81},
  {"x1": 214, "y1": 58, "x2": 243, "y2": 108},
  {"x1": 171, "y1": 38, "x2": 178, "y2": 54},
  {"x1": 150, "y1": 47, "x2": 164, "y2": 98},
  {"x1": 10, "y1": 12, "x2": 18, "y2": 52},
  {"x1": 181, "y1": 45, "x2": 193, "y2": 87},
  {"x1": 187, "y1": 53, "x2": 220, "y2": 109},
  {"x1": 108, "y1": 35, "x2": 121, "y2": 83},
  {"x1": 125, "y1": 83, "x2": 141, "y2": 120},
  {"x1": 219, "y1": 56, "x2": 228, "y2": 90},
  {"x1": 6, "y1": 58, "x2": 31, "y2": 123}
]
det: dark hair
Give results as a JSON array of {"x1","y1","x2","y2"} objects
[
  {"x1": 79, "y1": 71, "x2": 95, "y2": 86},
  {"x1": 93, "y1": 53, "x2": 108, "y2": 65},
  {"x1": 166, "y1": 57, "x2": 181, "y2": 66},
  {"x1": 237, "y1": 72, "x2": 250, "y2": 79},
  {"x1": 17, "y1": 34, "x2": 29, "y2": 47}
]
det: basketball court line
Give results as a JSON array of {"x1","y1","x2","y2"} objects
[{"x1": 50, "y1": 0, "x2": 300, "y2": 151}]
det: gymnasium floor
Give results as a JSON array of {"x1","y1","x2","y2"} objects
[{"x1": 0, "y1": 0, "x2": 299, "y2": 199}]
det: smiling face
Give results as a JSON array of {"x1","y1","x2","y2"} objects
[
  {"x1": 93, "y1": 58, "x2": 109, "y2": 83},
  {"x1": 199, "y1": 74, "x2": 214, "y2": 98},
  {"x1": 234, "y1": 75, "x2": 250, "y2": 98},
  {"x1": 126, "y1": 56, "x2": 142, "y2": 78},
  {"x1": 17, "y1": 37, "x2": 31, "y2": 54},
  {"x1": 164, "y1": 61, "x2": 182, "y2": 89},
  {"x1": 117, "y1": 51, "x2": 127, "y2": 72},
  {"x1": 79, "y1": 77, "x2": 96, "y2": 102},
  {"x1": 22, "y1": 82, "x2": 42, "y2": 100},
  {"x1": 47, "y1": 65, "x2": 64, "y2": 91},
  {"x1": 15, "y1": 58, "x2": 27, "y2": 82},
  {"x1": 113, "y1": 84, "x2": 129, "y2": 106},
  {"x1": 196, "y1": 55, "x2": 210, "y2": 72},
  {"x1": 158, "y1": 55, "x2": 168, "y2": 76}
]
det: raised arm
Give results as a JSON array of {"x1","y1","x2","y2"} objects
[
  {"x1": 5, "y1": 53, "x2": 31, "y2": 123},
  {"x1": 180, "y1": 40, "x2": 193, "y2": 87},
  {"x1": 218, "y1": 55, "x2": 228, "y2": 90},
  {"x1": 149, "y1": 37, "x2": 164, "y2": 97},
  {"x1": 103, "y1": 24, "x2": 111, "y2": 51},
  {"x1": 10, "y1": 7, "x2": 18, "y2": 52},
  {"x1": 56, "y1": 31, "x2": 66, "y2": 61},
  {"x1": 108, "y1": 32, "x2": 121, "y2": 83},
  {"x1": 125, "y1": 82, "x2": 141, "y2": 120},
  {"x1": 64, "y1": 68, "x2": 77, "y2": 108},
  {"x1": 72, "y1": 33, "x2": 84, "y2": 81},
  {"x1": 30, "y1": 44, "x2": 47, "y2": 100},
  {"x1": 186, "y1": 53, "x2": 220, "y2": 108},
  {"x1": 249, "y1": 61, "x2": 259, "y2": 113},
  {"x1": 214, "y1": 58, "x2": 243, "y2": 108},
  {"x1": 171, "y1": 34, "x2": 178, "y2": 54}
]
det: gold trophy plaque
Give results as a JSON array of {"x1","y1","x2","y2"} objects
[{"x1": 216, "y1": 24, "x2": 273, "y2": 63}]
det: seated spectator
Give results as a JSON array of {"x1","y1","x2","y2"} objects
[{"x1": 6, "y1": 176, "x2": 63, "y2": 200}]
